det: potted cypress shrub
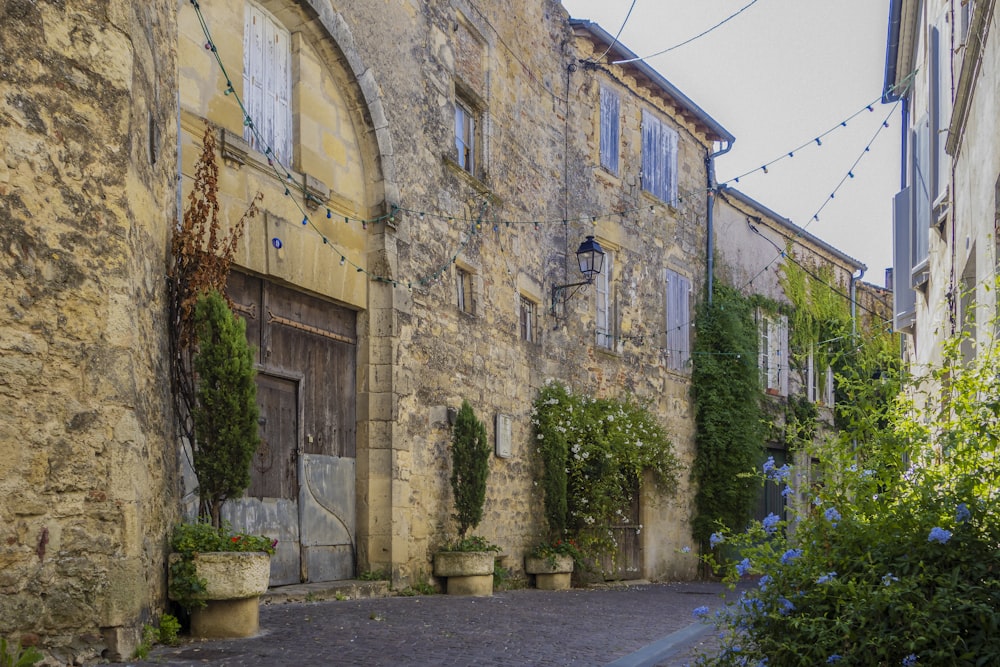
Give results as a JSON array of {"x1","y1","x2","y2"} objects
[
  {"x1": 168, "y1": 289, "x2": 272, "y2": 638},
  {"x1": 433, "y1": 400, "x2": 499, "y2": 596}
]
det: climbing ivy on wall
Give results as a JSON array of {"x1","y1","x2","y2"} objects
[
  {"x1": 779, "y1": 256, "x2": 852, "y2": 386},
  {"x1": 691, "y1": 281, "x2": 765, "y2": 546}
]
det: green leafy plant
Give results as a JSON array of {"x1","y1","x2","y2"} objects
[
  {"x1": 528, "y1": 538, "x2": 583, "y2": 569},
  {"x1": 157, "y1": 614, "x2": 181, "y2": 645},
  {"x1": 690, "y1": 281, "x2": 765, "y2": 547},
  {"x1": 532, "y1": 381, "x2": 681, "y2": 561},
  {"x1": 396, "y1": 577, "x2": 438, "y2": 596},
  {"x1": 0, "y1": 638, "x2": 42, "y2": 667},
  {"x1": 358, "y1": 569, "x2": 389, "y2": 581},
  {"x1": 450, "y1": 400, "x2": 491, "y2": 538},
  {"x1": 191, "y1": 289, "x2": 260, "y2": 528},
  {"x1": 168, "y1": 521, "x2": 276, "y2": 612},
  {"x1": 133, "y1": 624, "x2": 158, "y2": 661},
  {"x1": 694, "y1": 322, "x2": 1000, "y2": 666},
  {"x1": 440, "y1": 534, "x2": 500, "y2": 553}
]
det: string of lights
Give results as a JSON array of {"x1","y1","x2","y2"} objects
[
  {"x1": 613, "y1": 0, "x2": 765, "y2": 65},
  {"x1": 591, "y1": 0, "x2": 638, "y2": 63},
  {"x1": 735, "y1": 88, "x2": 910, "y2": 295},
  {"x1": 190, "y1": 0, "x2": 914, "y2": 312},
  {"x1": 720, "y1": 69, "x2": 917, "y2": 189}
]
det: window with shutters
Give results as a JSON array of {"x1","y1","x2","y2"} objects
[
  {"x1": 929, "y1": 16, "x2": 951, "y2": 204},
  {"x1": 520, "y1": 295, "x2": 537, "y2": 343},
  {"x1": 600, "y1": 85, "x2": 620, "y2": 175},
  {"x1": 665, "y1": 269, "x2": 691, "y2": 371},
  {"x1": 596, "y1": 250, "x2": 615, "y2": 350},
  {"x1": 456, "y1": 266, "x2": 474, "y2": 314},
  {"x1": 455, "y1": 94, "x2": 477, "y2": 175},
  {"x1": 758, "y1": 311, "x2": 788, "y2": 396},
  {"x1": 806, "y1": 347, "x2": 835, "y2": 406},
  {"x1": 243, "y1": 2, "x2": 292, "y2": 166},
  {"x1": 641, "y1": 109, "x2": 679, "y2": 205}
]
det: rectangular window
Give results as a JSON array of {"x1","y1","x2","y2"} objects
[
  {"x1": 665, "y1": 269, "x2": 691, "y2": 371},
  {"x1": 596, "y1": 250, "x2": 615, "y2": 349},
  {"x1": 600, "y1": 85, "x2": 620, "y2": 175},
  {"x1": 456, "y1": 267, "x2": 473, "y2": 314},
  {"x1": 805, "y1": 347, "x2": 834, "y2": 405},
  {"x1": 520, "y1": 295, "x2": 536, "y2": 343},
  {"x1": 641, "y1": 109, "x2": 679, "y2": 205},
  {"x1": 758, "y1": 311, "x2": 788, "y2": 396},
  {"x1": 244, "y1": 2, "x2": 292, "y2": 165},
  {"x1": 455, "y1": 96, "x2": 476, "y2": 175}
]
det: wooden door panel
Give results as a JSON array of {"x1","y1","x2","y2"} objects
[{"x1": 248, "y1": 373, "x2": 298, "y2": 500}]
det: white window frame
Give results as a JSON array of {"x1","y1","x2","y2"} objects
[
  {"x1": 641, "y1": 109, "x2": 679, "y2": 205},
  {"x1": 758, "y1": 311, "x2": 788, "y2": 396},
  {"x1": 520, "y1": 294, "x2": 536, "y2": 343},
  {"x1": 599, "y1": 85, "x2": 620, "y2": 175},
  {"x1": 456, "y1": 266, "x2": 474, "y2": 314},
  {"x1": 665, "y1": 268, "x2": 691, "y2": 371},
  {"x1": 243, "y1": 2, "x2": 292, "y2": 166},
  {"x1": 455, "y1": 95, "x2": 477, "y2": 175},
  {"x1": 805, "y1": 346, "x2": 834, "y2": 406},
  {"x1": 596, "y1": 249, "x2": 615, "y2": 350}
]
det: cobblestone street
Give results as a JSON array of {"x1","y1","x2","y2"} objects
[{"x1": 130, "y1": 582, "x2": 733, "y2": 666}]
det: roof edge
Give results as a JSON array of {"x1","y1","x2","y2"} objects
[
  {"x1": 721, "y1": 187, "x2": 868, "y2": 272},
  {"x1": 569, "y1": 19, "x2": 735, "y2": 144}
]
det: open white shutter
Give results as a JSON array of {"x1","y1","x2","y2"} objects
[{"x1": 778, "y1": 315, "x2": 789, "y2": 397}]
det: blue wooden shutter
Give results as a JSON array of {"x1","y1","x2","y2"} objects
[
  {"x1": 600, "y1": 86, "x2": 620, "y2": 175},
  {"x1": 665, "y1": 269, "x2": 690, "y2": 370}
]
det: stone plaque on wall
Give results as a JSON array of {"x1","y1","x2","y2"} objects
[{"x1": 495, "y1": 413, "x2": 512, "y2": 458}]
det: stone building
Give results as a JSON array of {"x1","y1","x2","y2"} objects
[
  {"x1": 177, "y1": 0, "x2": 736, "y2": 596},
  {"x1": 713, "y1": 188, "x2": 882, "y2": 517},
  {"x1": 1, "y1": 0, "x2": 180, "y2": 662},
  {"x1": 884, "y1": 0, "x2": 1000, "y2": 371},
  {"x1": 0, "y1": 0, "x2": 744, "y2": 659}
]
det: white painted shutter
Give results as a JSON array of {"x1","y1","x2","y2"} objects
[
  {"x1": 596, "y1": 251, "x2": 613, "y2": 348},
  {"x1": 244, "y1": 5, "x2": 264, "y2": 151},
  {"x1": 270, "y1": 20, "x2": 291, "y2": 165},
  {"x1": 243, "y1": 4, "x2": 291, "y2": 165},
  {"x1": 806, "y1": 347, "x2": 816, "y2": 402},
  {"x1": 778, "y1": 315, "x2": 789, "y2": 397},
  {"x1": 824, "y1": 366, "x2": 835, "y2": 408}
]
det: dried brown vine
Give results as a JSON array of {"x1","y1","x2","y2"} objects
[{"x1": 168, "y1": 123, "x2": 262, "y2": 447}]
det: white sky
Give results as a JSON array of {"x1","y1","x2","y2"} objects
[{"x1": 560, "y1": 0, "x2": 899, "y2": 284}]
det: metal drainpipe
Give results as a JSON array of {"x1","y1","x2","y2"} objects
[
  {"x1": 706, "y1": 141, "x2": 733, "y2": 304},
  {"x1": 850, "y1": 268, "x2": 865, "y2": 336}
]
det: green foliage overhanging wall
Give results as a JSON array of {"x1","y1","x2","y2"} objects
[
  {"x1": 532, "y1": 382, "x2": 681, "y2": 547},
  {"x1": 691, "y1": 281, "x2": 765, "y2": 545}
]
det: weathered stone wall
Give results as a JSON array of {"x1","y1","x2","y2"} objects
[{"x1": 0, "y1": 0, "x2": 178, "y2": 661}]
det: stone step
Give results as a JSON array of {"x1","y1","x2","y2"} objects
[{"x1": 261, "y1": 579, "x2": 392, "y2": 604}]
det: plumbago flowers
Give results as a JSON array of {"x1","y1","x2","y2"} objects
[{"x1": 692, "y1": 326, "x2": 1000, "y2": 666}]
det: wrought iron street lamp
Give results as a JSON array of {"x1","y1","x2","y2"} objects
[{"x1": 551, "y1": 235, "x2": 605, "y2": 314}]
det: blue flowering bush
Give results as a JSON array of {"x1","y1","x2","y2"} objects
[{"x1": 697, "y1": 334, "x2": 1000, "y2": 666}]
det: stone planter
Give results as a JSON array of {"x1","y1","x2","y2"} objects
[
  {"x1": 169, "y1": 551, "x2": 271, "y2": 638},
  {"x1": 525, "y1": 554, "x2": 574, "y2": 591},
  {"x1": 433, "y1": 551, "x2": 494, "y2": 596}
]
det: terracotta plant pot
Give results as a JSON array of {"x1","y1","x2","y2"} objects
[{"x1": 433, "y1": 551, "x2": 494, "y2": 596}]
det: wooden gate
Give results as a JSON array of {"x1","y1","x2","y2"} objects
[
  {"x1": 597, "y1": 482, "x2": 642, "y2": 580},
  {"x1": 222, "y1": 272, "x2": 357, "y2": 585}
]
